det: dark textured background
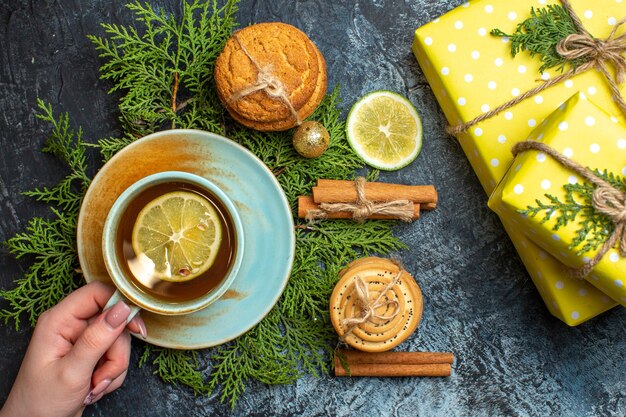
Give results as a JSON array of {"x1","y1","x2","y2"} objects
[{"x1": 1, "y1": 0, "x2": 624, "y2": 416}]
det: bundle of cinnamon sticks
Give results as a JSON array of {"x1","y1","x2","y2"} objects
[
  {"x1": 334, "y1": 349, "x2": 454, "y2": 377},
  {"x1": 298, "y1": 178, "x2": 438, "y2": 221}
]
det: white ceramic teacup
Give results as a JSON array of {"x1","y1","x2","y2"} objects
[{"x1": 102, "y1": 171, "x2": 244, "y2": 321}]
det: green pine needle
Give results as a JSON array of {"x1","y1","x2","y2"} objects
[
  {"x1": 519, "y1": 169, "x2": 624, "y2": 255},
  {"x1": 491, "y1": 5, "x2": 584, "y2": 73},
  {"x1": 97, "y1": 135, "x2": 136, "y2": 162},
  {"x1": 0, "y1": 100, "x2": 92, "y2": 329},
  {"x1": 2, "y1": 0, "x2": 406, "y2": 408},
  {"x1": 22, "y1": 99, "x2": 93, "y2": 213},
  {"x1": 139, "y1": 345, "x2": 209, "y2": 396},
  {"x1": 87, "y1": 0, "x2": 238, "y2": 135}
]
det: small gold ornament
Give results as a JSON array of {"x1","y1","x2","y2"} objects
[{"x1": 292, "y1": 121, "x2": 330, "y2": 158}]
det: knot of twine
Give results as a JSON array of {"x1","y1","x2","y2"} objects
[
  {"x1": 512, "y1": 141, "x2": 626, "y2": 279},
  {"x1": 305, "y1": 177, "x2": 415, "y2": 223},
  {"x1": 229, "y1": 33, "x2": 301, "y2": 125},
  {"x1": 340, "y1": 270, "x2": 404, "y2": 338},
  {"x1": 447, "y1": 0, "x2": 626, "y2": 136}
]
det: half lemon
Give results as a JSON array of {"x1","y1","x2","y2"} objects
[{"x1": 346, "y1": 91, "x2": 422, "y2": 170}]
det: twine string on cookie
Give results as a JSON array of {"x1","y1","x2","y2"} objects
[
  {"x1": 512, "y1": 140, "x2": 626, "y2": 279},
  {"x1": 447, "y1": 0, "x2": 626, "y2": 136},
  {"x1": 229, "y1": 32, "x2": 302, "y2": 125},
  {"x1": 305, "y1": 177, "x2": 415, "y2": 223},
  {"x1": 340, "y1": 270, "x2": 404, "y2": 338}
]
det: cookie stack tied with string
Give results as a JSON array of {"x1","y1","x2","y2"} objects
[
  {"x1": 330, "y1": 257, "x2": 423, "y2": 352},
  {"x1": 214, "y1": 22, "x2": 327, "y2": 131}
]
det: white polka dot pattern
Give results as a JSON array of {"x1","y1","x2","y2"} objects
[
  {"x1": 413, "y1": 0, "x2": 626, "y2": 324},
  {"x1": 413, "y1": 0, "x2": 626, "y2": 199},
  {"x1": 489, "y1": 93, "x2": 626, "y2": 310}
]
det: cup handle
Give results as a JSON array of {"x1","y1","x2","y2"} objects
[{"x1": 104, "y1": 290, "x2": 141, "y2": 324}]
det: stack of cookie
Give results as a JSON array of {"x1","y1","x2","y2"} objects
[
  {"x1": 330, "y1": 257, "x2": 423, "y2": 352},
  {"x1": 214, "y1": 22, "x2": 327, "y2": 132}
]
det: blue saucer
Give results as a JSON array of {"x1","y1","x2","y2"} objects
[{"x1": 77, "y1": 129, "x2": 295, "y2": 349}]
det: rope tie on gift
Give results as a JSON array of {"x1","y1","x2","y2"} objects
[
  {"x1": 512, "y1": 140, "x2": 626, "y2": 279},
  {"x1": 305, "y1": 177, "x2": 415, "y2": 223},
  {"x1": 228, "y1": 33, "x2": 302, "y2": 125},
  {"x1": 340, "y1": 270, "x2": 403, "y2": 338},
  {"x1": 447, "y1": 0, "x2": 626, "y2": 136}
]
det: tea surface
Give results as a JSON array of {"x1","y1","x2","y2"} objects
[{"x1": 116, "y1": 181, "x2": 236, "y2": 302}]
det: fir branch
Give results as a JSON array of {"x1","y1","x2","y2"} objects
[
  {"x1": 1, "y1": 209, "x2": 82, "y2": 328},
  {"x1": 97, "y1": 135, "x2": 136, "y2": 162},
  {"x1": 0, "y1": 101, "x2": 92, "y2": 328},
  {"x1": 520, "y1": 169, "x2": 623, "y2": 255},
  {"x1": 140, "y1": 345, "x2": 207, "y2": 395},
  {"x1": 491, "y1": 5, "x2": 584, "y2": 73},
  {"x1": 22, "y1": 100, "x2": 93, "y2": 213},
  {"x1": 88, "y1": 0, "x2": 238, "y2": 137},
  {"x1": 206, "y1": 335, "x2": 263, "y2": 409}
]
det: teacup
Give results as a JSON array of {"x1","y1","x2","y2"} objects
[{"x1": 102, "y1": 171, "x2": 244, "y2": 320}]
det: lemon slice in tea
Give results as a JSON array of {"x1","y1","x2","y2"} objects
[
  {"x1": 346, "y1": 90, "x2": 422, "y2": 170},
  {"x1": 132, "y1": 191, "x2": 222, "y2": 282}
]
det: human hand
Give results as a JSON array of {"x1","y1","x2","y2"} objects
[{"x1": 0, "y1": 282, "x2": 147, "y2": 417}]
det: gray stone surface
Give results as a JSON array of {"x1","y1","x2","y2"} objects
[{"x1": 0, "y1": 0, "x2": 624, "y2": 416}]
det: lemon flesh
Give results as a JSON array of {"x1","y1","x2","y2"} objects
[
  {"x1": 132, "y1": 191, "x2": 222, "y2": 282},
  {"x1": 346, "y1": 91, "x2": 422, "y2": 170}
]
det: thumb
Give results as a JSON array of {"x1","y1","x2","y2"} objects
[{"x1": 65, "y1": 301, "x2": 131, "y2": 371}]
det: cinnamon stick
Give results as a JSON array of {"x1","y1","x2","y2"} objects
[
  {"x1": 334, "y1": 356, "x2": 452, "y2": 377},
  {"x1": 314, "y1": 179, "x2": 437, "y2": 210},
  {"x1": 336, "y1": 350, "x2": 454, "y2": 365},
  {"x1": 298, "y1": 195, "x2": 420, "y2": 220}
]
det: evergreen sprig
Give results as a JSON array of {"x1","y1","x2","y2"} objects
[
  {"x1": 88, "y1": 0, "x2": 238, "y2": 136},
  {"x1": 139, "y1": 345, "x2": 207, "y2": 395},
  {"x1": 520, "y1": 169, "x2": 625, "y2": 255},
  {"x1": 0, "y1": 100, "x2": 91, "y2": 328},
  {"x1": 1, "y1": 0, "x2": 406, "y2": 408},
  {"x1": 491, "y1": 5, "x2": 584, "y2": 73}
]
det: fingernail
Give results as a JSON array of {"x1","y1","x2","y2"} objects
[
  {"x1": 104, "y1": 301, "x2": 131, "y2": 328},
  {"x1": 134, "y1": 313, "x2": 148, "y2": 340},
  {"x1": 83, "y1": 379, "x2": 112, "y2": 406}
]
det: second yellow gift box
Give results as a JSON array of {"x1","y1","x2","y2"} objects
[{"x1": 489, "y1": 92, "x2": 626, "y2": 307}]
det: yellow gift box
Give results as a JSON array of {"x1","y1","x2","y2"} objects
[
  {"x1": 501, "y1": 220, "x2": 615, "y2": 325},
  {"x1": 412, "y1": 0, "x2": 626, "y2": 195},
  {"x1": 412, "y1": 0, "x2": 623, "y2": 324},
  {"x1": 489, "y1": 92, "x2": 626, "y2": 308}
]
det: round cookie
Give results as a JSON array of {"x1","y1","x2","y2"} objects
[
  {"x1": 224, "y1": 42, "x2": 327, "y2": 131},
  {"x1": 330, "y1": 257, "x2": 423, "y2": 352},
  {"x1": 215, "y1": 22, "x2": 320, "y2": 124}
]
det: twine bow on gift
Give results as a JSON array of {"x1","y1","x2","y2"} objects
[
  {"x1": 512, "y1": 141, "x2": 626, "y2": 279},
  {"x1": 447, "y1": 0, "x2": 626, "y2": 136},
  {"x1": 305, "y1": 176, "x2": 415, "y2": 223},
  {"x1": 228, "y1": 33, "x2": 302, "y2": 125},
  {"x1": 340, "y1": 270, "x2": 403, "y2": 338}
]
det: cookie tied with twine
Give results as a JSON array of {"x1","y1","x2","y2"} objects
[
  {"x1": 330, "y1": 257, "x2": 423, "y2": 353},
  {"x1": 214, "y1": 22, "x2": 327, "y2": 131}
]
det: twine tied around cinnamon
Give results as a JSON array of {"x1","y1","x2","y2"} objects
[
  {"x1": 228, "y1": 33, "x2": 302, "y2": 126},
  {"x1": 512, "y1": 141, "x2": 626, "y2": 279},
  {"x1": 447, "y1": 0, "x2": 626, "y2": 136},
  {"x1": 305, "y1": 177, "x2": 415, "y2": 223},
  {"x1": 340, "y1": 270, "x2": 404, "y2": 338}
]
